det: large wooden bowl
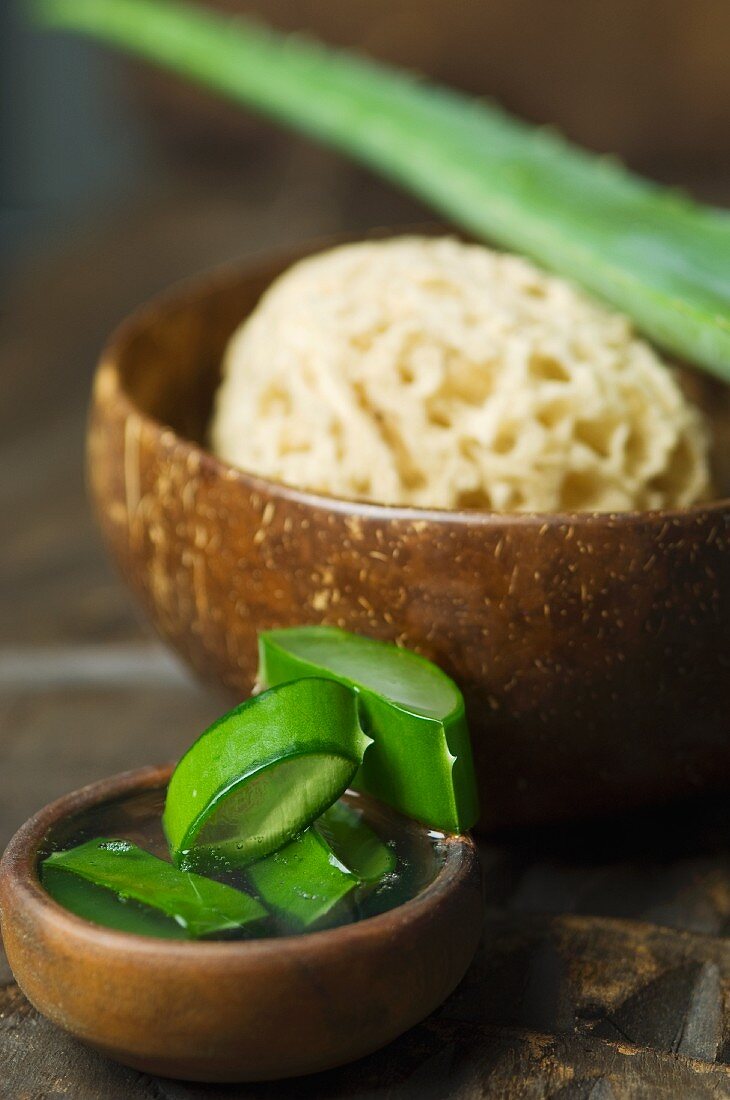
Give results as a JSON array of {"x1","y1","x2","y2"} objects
[
  {"x1": 87, "y1": 240, "x2": 730, "y2": 830},
  {"x1": 0, "y1": 765, "x2": 481, "y2": 1082}
]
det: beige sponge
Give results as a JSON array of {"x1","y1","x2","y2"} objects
[{"x1": 211, "y1": 236, "x2": 710, "y2": 512}]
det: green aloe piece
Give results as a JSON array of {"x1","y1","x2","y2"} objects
[
  {"x1": 35, "y1": 0, "x2": 730, "y2": 380},
  {"x1": 247, "y1": 826, "x2": 360, "y2": 929},
  {"x1": 42, "y1": 863, "x2": 192, "y2": 939},
  {"x1": 164, "y1": 678, "x2": 371, "y2": 870},
  {"x1": 315, "y1": 801, "x2": 396, "y2": 883},
  {"x1": 259, "y1": 627, "x2": 478, "y2": 832},
  {"x1": 41, "y1": 838, "x2": 266, "y2": 938}
]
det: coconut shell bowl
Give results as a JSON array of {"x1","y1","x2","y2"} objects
[
  {"x1": 88, "y1": 238, "x2": 730, "y2": 831},
  {"x1": 0, "y1": 764, "x2": 482, "y2": 1082}
]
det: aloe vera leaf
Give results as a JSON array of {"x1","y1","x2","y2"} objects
[
  {"x1": 259, "y1": 627, "x2": 479, "y2": 833},
  {"x1": 315, "y1": 800, "x2": 396, "y2": 882},
  {"x1": 42, "y1": 838, "x2": 267, "y2": 938},
  {"x1": 35, "y1": 0, "x2": 730, "y2": 380},
  {"x1": 42, "y1": 863, "x2": 192, "y2": 939},
  {"x1": 164, "y1": 678, "x2": 371, "y2": 870},
  {"x1": 247, "y1": 826, "x2": 360, "y2": 929}
]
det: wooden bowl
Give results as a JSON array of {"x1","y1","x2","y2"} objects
[
  {"x1": 87, "y1": 238, "x2": 730, "y2": 831},
  {"x1": 0, "y1": 764, "x2": 482, "y2": 1082}
]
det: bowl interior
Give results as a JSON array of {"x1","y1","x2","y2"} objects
[
  {"x1": 111, "y1": 245, "x2": 730, "y2": 503},
  {"x1": 36, "y1": 776, "x2": 449, "y2": 942},
  {"x1": 114, "y1": 258, "x2": 281, "y2": 452},
  {"x1": 2, "y1": 766, "x2": 482, "y2": 953}
]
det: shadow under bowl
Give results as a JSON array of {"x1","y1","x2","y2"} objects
[
  {"x1": 0, "y1": 764, "x2": 482, "y2": 1082},
  {"x1": 87, "y1": 236, "x2": 730, "y2": 830}
]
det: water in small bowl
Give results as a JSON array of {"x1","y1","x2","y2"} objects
[{"x1": 39, "y1": 788, "x2": 447, "y2": 940}]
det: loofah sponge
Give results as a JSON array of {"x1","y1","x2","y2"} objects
[{"x1": 211, "y1": 236, "x2": 710, "y2": 512}]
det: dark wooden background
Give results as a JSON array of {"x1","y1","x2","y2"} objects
[{"x1": 2, "y1": 5, "x2": 730, "y2": 1092}]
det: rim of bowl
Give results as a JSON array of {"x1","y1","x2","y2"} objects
[
  {"x1": 96, "y1": 241, "x2": 730, "y2": 529},
  {"x1": 0, "y1": 764, "x2": 478, "y2": 961}
]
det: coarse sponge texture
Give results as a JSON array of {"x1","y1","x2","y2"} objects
[{"x1": 211, "y1": 236, "x2": 710, "y2": 512}]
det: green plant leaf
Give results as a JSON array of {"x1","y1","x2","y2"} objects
[
  {"x1": 315, "y1": 800, "x2": 396, "y2": 883},
  {"x1": 163, "y1": 678, "x2": 371, "y2": 869},
  {"x1": 247, "y1": 827, "x2": 360, "y2": 929},
  {"x1": 259, "y1": 627, "x2": 479, "y2": 832},
  {"x1": 42, "y1": 838, "x2": 267, "y2": 938},
  {"x1": 35, "y1": 0, "x2": 730, "y2": 380}
]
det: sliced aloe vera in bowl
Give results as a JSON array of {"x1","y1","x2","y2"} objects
[
  {"x1": 41, "y1": 839, "x2": 267, "y2": 939},
  {"x1": 258, "y1": 627, "x2": 479, "y2": 832},
  {"x1": 315, "y1": 800, "x2": 395, "y2": 882},
  {"x1": 164, "y1": 678, "x2": 371, "y2": 870},
  {"x1": 247, "y1": 827, "x2": 361, "y2": 929},
  {"x1": 41, "y1": 866, "x2": 191, "y2": 939}
]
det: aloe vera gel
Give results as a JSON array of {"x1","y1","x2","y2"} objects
[{"x1": 40, "y1": 629, "x2": 476, "y2": 940}]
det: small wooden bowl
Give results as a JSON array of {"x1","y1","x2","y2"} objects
[
  {"x1": 0, "y1": 764, "x2": 482, "y2": 1083},
  {"x1": 87, "y1": 237, "x2": 730, "y2": 830}
]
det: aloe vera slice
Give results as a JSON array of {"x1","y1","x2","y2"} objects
[
  {"x1": 247, "y1": 827, "x2": 360, "y2": 929},
  {"x1": 315, "y1": 801, "x2": 395, "y2": 883},
  {"x1": 35, "y1": 0, "x2": 730, "y2": 380},
  {"x1": 42, "y1": 864, "x2": 190, "y2": 939},
  {"x1": 164, "y1": 678, "x2": 371, "y2": 870},
  {"x1": 259, "y1": 628, "x2": 479, "y2": 832},
  {"x1": 41, "y1": 839, "x2": 266, "y2": 938}
]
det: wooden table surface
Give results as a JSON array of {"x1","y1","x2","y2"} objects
[{"x1": 1, "y1": 166, "x2": 729, "y2": 1098}]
